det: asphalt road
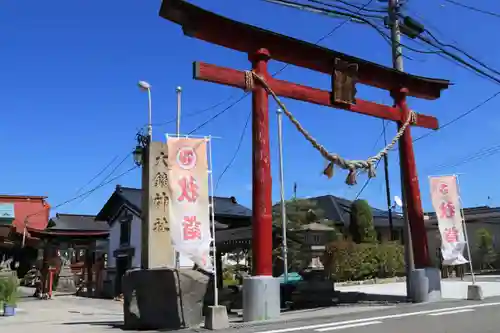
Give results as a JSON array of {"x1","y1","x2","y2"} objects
[{"x1": 233, "y1": 297, "x2": 500, "y2": 333}]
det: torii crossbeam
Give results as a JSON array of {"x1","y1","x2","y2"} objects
[{"x1": 159, "y1": 0, "x2": 450, "y2": 315}]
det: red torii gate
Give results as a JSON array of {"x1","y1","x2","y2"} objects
[{"x1": 160, "y1": 0, "x2": 450, "y2": 276}]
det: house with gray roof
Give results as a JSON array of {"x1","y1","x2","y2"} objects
[{"x1": 303, "y1": 195, "x2": 405, "y2": 243}]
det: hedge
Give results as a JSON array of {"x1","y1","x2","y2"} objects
[{"x1": 322, "y1": 241, "x2": 405, "y2": 281}]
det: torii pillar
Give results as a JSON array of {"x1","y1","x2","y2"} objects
[{"x1": 159, "y1": 0, "x2": 451, "y2": 318}]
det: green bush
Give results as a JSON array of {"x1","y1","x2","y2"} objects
[
  {"x1": 0, "y1": 278, "x2": 6, "y2": 305},
  {"x1": 322, "y1": 241, "x2": 405, "y2": 281},
  {"x1": 0, "y1": 275, "x2": 19, "y2": 306}
]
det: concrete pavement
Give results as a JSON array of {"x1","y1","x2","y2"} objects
[
  {"x1": 234, "y1": 297, "x2": 500, "y2": 333},
  {"x1": 0, "y1": 288, "x2": 123, "y2": 333},
  {"x1": 3, "y1": 282, "x2": 500, "y2": 333},
  {"x1": 335, "y1": 275, "x2": 500, "y2": 300}
]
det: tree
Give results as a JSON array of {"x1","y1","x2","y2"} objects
[
  {"x1": 476, "y1": 228, "x2": 496, "y2": 270},
  {"x1": 349, "y1": 199, "x2": 377, "y2": 243}
]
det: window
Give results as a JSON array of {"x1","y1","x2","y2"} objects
[{"x1": 120, "y1": 214, "x2": 132, "y2": 246}]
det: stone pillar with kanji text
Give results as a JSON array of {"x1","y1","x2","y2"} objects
[{"x1": 141, "y1": 141, "x2": 175, "y2": 269}]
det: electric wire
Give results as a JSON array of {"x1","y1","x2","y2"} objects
[
  {"x1": 426, "y1": 140, "x2": 500, "y2": 174},
  {"x1": 214, "y1": 110, "x2": 252, "y2": 192},
  {"x1": 416, "y1": 35, "x2": 500, "y2": 85},
  {"x1": 414, "y1": 90, "x2": 500, "y2": 142},
  {"x1": 73, "y1": 155, "x2": 118, "y2": 196},
  {"x1": 151, "y1": 95, "x2": 239, "y2": 128},
  {"x1": 269, "y1": 0, "x2": 442, "y2": 56},
  {"x1": 212, "y1": 0, "x2": 376, "y2": 190},
  {"x1": 423, "y1": 30, "x2": 500, "y2": 78},
  {"x1": 326, "y1": 0, "x2": 386, "y2": 13},
  {"x1": 443, "y1": 0, "x2": 500, "y2": 19},
  {"x1": 25, "y1": 166, "x2": 138, "y2": 222},
  {"x1": 76, "y1": 153, "x2": 132, "y2": 204},
  {"x1": 307, "y1": 0, "x2": 386, "y2": 19}
]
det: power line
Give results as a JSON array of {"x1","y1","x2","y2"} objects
[
  {"x1": 270, "y1": 0, "x2": 442, "y2": 56},
  {"x1": 214, "y1": 111, "x2": 252, "y2": 192},
  {"x1": 25, "y1": 166, "x2": 138, "y2": 222},
  {"x1": 427, "y1": 141, "x2": 500, "y2": 173},
  {"x1": 308, "y1": 0, "x2": 385, "y2": 19},
  {"x1": 354, "y1": 159, "x2": 383, "y2": 199},
  {"x1": 443, "y1": 0, "x2": 500, "y2": 19},
  {"x1": 76, "y1": 153, "x2": 132, "y2": 204},
  {"x1": 151, "y1": 94, "x2": 240, "y2": 128},
  {"x1": 292, "y1": 0, "x2": 500, "y2": 80},
  {"x1": 188, "y1": 94, "x2": 249, "y2": 135},
  {"x1": 417, "y1": 35, "x2": 500, "y2": 84},
  {"x1": 73, "y1": 155, "x2": 119, "y2": 196},
  {"x1": 212, "y1": 0, "x2": 377, "y2": 190},
  {"x1": 328, "y1": 0, "x2": 386, "y2": 13},
  {"x1": 414, "y1": 90, "x2": 500, "y2": 142}
]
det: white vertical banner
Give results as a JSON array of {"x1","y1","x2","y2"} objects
[
  {"x1": 429, "y1": 175, "x2": 468, "y2": 266},
  {"x1": 167, "y1": 137, "x2": 213, "y2": 271}
]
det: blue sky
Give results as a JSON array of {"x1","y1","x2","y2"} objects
[{"x1": 2, "y1": 0, "x2": 500, "y2": 217}]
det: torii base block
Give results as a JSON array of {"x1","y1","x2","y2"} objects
[{"x1": 242, "y1": 276, "x2": 281, "y2": 322}]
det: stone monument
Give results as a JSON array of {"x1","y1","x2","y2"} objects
[{"x1": 122, "y1": 140, "x2": 210, "y2": 330}]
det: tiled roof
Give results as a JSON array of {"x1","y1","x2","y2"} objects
[
  {"x1": 49, "y1": 213, "x2": 109, "y2": 232},
  {"x1": 301, "y1": 195, "x2": 405, "y2": 228},
  {"x1": 116, "y1": 186, "x2": 252, "y2": 219}
]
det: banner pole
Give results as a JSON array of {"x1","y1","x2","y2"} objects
[
  {"x1": 207, "y1": 136, "x2": 219, "y2": 306},
  {"x1": 455, "y1": 174, "x2": 476, "y2": 284}
]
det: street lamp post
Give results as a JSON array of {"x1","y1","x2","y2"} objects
[
  {"x1": 176, "y1": 86, "x2": 182, "y2": 136},
  {"x1": 138, "y1": 80, "x2": 153, "y2": 139}
]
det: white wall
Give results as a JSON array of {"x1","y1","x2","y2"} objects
[
  {"x1": 106, "y1": 206, "x2": 194, "y2": 269},
  {"x1": 106, "y1": 208, "x2": 142, "y2": 269},
  {"x1": 107, "y1": 221, "x2": 120, "y2": 268}
]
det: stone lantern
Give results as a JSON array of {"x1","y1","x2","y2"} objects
[{"x1": 293, "y1": 220, "x2": 335, "y2": 269}]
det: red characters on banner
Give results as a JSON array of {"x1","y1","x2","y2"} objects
[
  {"x1": 177, "y1": 146, "x2": 197, "y2": 170},
  {"x1": 438, "y1": 182, "x2": 449, "y2": 195},
  {"x1": 182, "y1": 216, "x2": 202, "y2": 241},
  {"x1": 178, "y1": 176, "x2": 199, "y2": 203},
  {"x1": 443, "y1": 227, "x2": 459, "y2": 243},
  {"x1": 439, "y1": 201, "x2": 456, "y2": 219}
]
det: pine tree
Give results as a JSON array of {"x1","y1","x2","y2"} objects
[
  {"x1": 349, "y1": 199, "x2": 377, "y2": 243},
  {"x1": 476, "y1": 228, "x2": 496, "y2": 269}
]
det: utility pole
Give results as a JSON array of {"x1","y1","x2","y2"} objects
[
  {"x1": 276, "y1": 109, "x2": 289, "y2": 284},
  {"x1": 382, "y1": 122, "x2": 394, "y2": 240},
  {"x1": 388, "y1": 0, "x2": 415, "y2": 301}
]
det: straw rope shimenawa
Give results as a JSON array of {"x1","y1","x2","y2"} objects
[{"x1": 244, "y1": 70, "x2": 416, "y2": 185}]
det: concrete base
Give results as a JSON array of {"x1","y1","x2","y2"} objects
[
  {"x1": 409, "y1": 267, "x2": 442, "y2": 303},
  {"x1": 122, "y1": 268, "x2": 209, "y2": 330},
  {"x1": 204, "y1": 305, "x2": 229, "y2": 330},
  {"x1": 409, "y1": 269, "x2": 429, "y2": 303},
  {"x1": 424, "y1": 267, "x2": 442, "y2": 302},
  {"x1": 467, "y1": 284, "x2": 483, "y2": 300},
  {"x1": 242, "y1": 276, "x2": 280, "y2": 322}
]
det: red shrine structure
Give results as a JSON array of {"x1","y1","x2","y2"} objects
[{"x1": 159, "y1": 0, "x2": 450, "y2": 317}]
